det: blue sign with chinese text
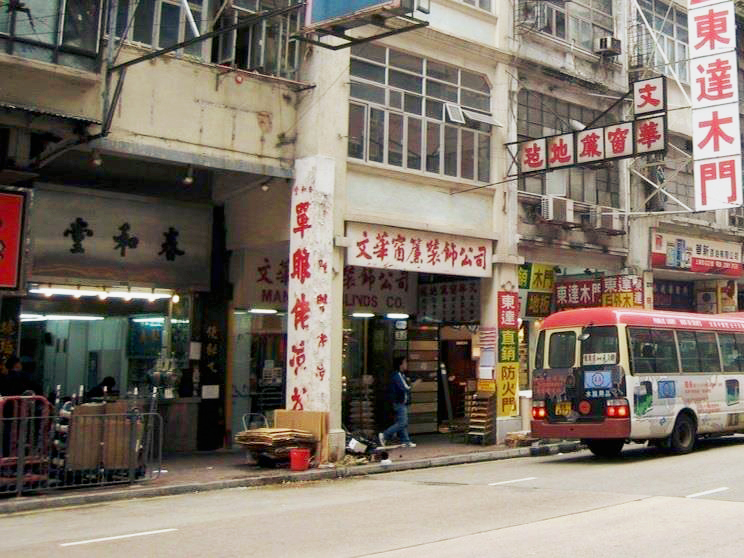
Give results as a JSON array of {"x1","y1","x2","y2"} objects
[{"x1": 308, "y1": 0, "x2": 405, "y2": 26}]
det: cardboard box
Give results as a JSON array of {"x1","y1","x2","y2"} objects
[{"x1": 273, "y1": 410, "x2": 328, "y2": 464}]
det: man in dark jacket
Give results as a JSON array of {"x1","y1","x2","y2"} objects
[{"x1": 379, "y1": 356, "x2": 416, "y2": 448}]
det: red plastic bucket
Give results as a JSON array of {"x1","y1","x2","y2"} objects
[{"x1": 289, "y1": 448, "x2": 311, "y2": 471}]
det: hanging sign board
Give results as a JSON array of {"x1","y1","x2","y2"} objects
[{"x1": 688, "y1": 0, "x2": 742, "y2": 210}]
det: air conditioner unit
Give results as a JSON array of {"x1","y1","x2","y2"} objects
[
  {"x1": 594, "y1": 37, "x2": 622, "y2": 56},
  {"x1": 541, "y1": 196, "x2": 575, "y2": 225},
  {"x1": 589, "y1": 207, "x2": 625, "y2": 234}
]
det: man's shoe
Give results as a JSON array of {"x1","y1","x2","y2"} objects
[
  {"x1": 378, "y1": 433, "x2": 386, "y2": 447},
  {"x1": 403, "y1": 442, "x2": 417, "y2": 448}
]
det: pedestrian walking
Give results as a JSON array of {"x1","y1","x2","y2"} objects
[{"x1": 379, "y1": 356, "x2": 416, "y2": 448}]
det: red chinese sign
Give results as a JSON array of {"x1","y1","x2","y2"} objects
[
  {"x1": 547, "y1": 133, "x2": 575, "y2": 168},
  {"x1": 633, "y1": 76, "x2": 666, "y2": 116},
  {"x1": 0, "y1": 191, "x2": 26, "y2": 290},
  {"x1": 689, "y1": 0, "x2": 741, "y2": 211},
  {"x1": 346, "y1": 223, "x2": 492, "y2": 278},
  {"x1": 497, "y1": 291, "x2": 519, "y2": 330},
  {"x1": 286, "y1": 157, "x2": 334, "y2": 412}
]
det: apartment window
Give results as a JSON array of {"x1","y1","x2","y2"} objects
[
  {"x1": 115, "y1": 0, "x2": 207, "y2": 58},
  {"x1": 517, "y1": 89, "x2": 620, "y2": 207},
  {"x1": 527, "y1": 0, "x2": 613, "y2": 51},
  {"x1": 212, "y1": 1, "x2": 303, "y2": 80},
  {"x1": 636, "y1": 0, "x2": 688, "y2": 82},
  {"x1": 349, "y1": 44, "x2": 493, "y2": 183},
  {"x1": 0, "y1": 0, "x2": 102, "y2": 68},
  {"x1": 460, "y1": 0, "x2": 492, "y2": 12}
]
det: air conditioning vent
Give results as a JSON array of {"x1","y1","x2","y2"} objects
[
  {"x1": 594, "y1": 36, "x2": 621, "y2": 56},
  {"x1": 589, "y1": 207, "x2": 625, "y2": 234},
  {"x1": 541, "y1": 196, "x2": 575, "y2": 225}
]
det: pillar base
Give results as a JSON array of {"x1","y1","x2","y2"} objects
[{"x1": 327, "y1": 428, "x2": 346, "y2": 462}]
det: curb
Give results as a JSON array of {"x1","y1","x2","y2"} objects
[{"x1": 0, "y1": 442, "x2": 583, "y2": 515}]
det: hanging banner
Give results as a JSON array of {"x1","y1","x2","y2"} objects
[
  {"x1": 286, "y1": 157, "x2": 334, "y2": 413},
  {"x1": 688, "y1": 0, "x2": 742, "y2": 210},
  {"x1": 518, "y1": 263, "x2": 555, "y2": 318},
  {"x1": 650, "y1": 230, "x2": 742, "y2": 277},
  {"x1": 346, "y1": 222, "x2": 492, "y2": 278},
  {"x1": 496, "y1": 291, "x2": 519, "y2": 417}
]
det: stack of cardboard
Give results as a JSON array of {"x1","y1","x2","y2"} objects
[
  {"x1": 234, "y1": 428, "x2": 316, "y2": 459},
  {"x1": 274, "y1": 410, "x2": 329, "y2": 463}
]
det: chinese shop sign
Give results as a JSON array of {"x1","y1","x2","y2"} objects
[
  {"x1": 688, "y1": 0, "x2": 742, "y2": 210},
  {"x1": 555, "y1": 275, "x2": 644, "y2": 310},
  {"x1": 497, "y1": 291, "x2": 519, "y2": 417},
  {"x1": 346, "y1": 222, "x2": 492, "y2": 278},
  {"x1": 650, "y1": 230, "x2": 742, "y2": 277},
  {"x1": 0, "y1": 189, "x2": 29, "y2": 291},
  {"x1": 514, "y1": 77, "x2": 667, "y2": 175},
  {"x1": 286, "y1": 157, "x2": 334, "y2": 413},
  {"x1": 235, "y1": 249, "x2": 417, "y2": 315},
  {"x1": 518, "y1": 263, "x2": 555, "y2": 318},
  {"x1": 417, "y1": 280, "x2": 479, "y2": 323},
  {"x1": 30, "y1": 185, "x2": 211, "y2": 290}
]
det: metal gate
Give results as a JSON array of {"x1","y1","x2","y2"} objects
[{"x1": 1, "y1": 396, "x2": 162, "y2": 495}]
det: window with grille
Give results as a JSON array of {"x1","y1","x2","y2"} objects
[
  {"x1": 634, "y1": 0, "x2": 688, "y2": 83},
  {"x1": 348, "y1": 43, "x2": 493, "y2": 183},
  {"x1": 519, "y1": 0, "x2": 614, "y2": 52},
  {"x1": 0, "y1": 0, "x2": 103, "y2": 69}
]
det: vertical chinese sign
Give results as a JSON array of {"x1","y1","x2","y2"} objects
[
  {"x1": 688, "y1": 0, "x2": 742, "y2": 210},
  {"x1": 496, "y1": 291, "x2": 519, "y2": 417},
  {"x1": 286, "y1": 157, "x2": 334, "y2": 413}
]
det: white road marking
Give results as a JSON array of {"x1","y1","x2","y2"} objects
[
  {"x1": 60, "y1": 528, "x2": 178, "y2": 547},
  {"x1": 488, "y1": 477, "x2": 537, "y2": 486},
  {"x1": 686, "y1": 487, "x2": 729, "y2": 499}
]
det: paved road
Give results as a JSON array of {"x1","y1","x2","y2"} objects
[{"x1": 3, "y1": 438, "x2": 744, "y2": 557}]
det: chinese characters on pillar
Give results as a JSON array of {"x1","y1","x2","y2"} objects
[
  {"x1": 346, "y1": 223, "x2": 492, "y2": 278},
  {"x1": 286, "y1": 157, "x2": 335, "y2": 413},
  {"x1": 688, "y1": 0, "x2": 742, "y2": 210},
  {"x1": 514, "y1": 77, "x2": 667, "y2": 175},
  {"x1": 496, "y1": 291, "x2": 519, "y2": 417}
]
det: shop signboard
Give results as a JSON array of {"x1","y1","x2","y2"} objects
[
  {"x1": 286, "y1": 157, "x2": 334, "y2": 413},
  {"x1": 346, "y1": 222, "x2": 492, "y2": 278},
  {"x1": 30, "y1": 185, "x2": 212, "y2": 290},
  {"x1": 518, "y1": 263, "x2": 555, "y2": 318},
  {"x1": 0, "y1": 187, "x2": 29, "y2": 292},
  {"x1": 496, "y1": 291, "x2": 519, "y2": 417},
  {"x1": 555, "y1": 275, "x2": 643, "y2": 311},
  {"x1": 650, "y1": 230, "x2": 742, "y2": 277},
  {"x1": 688, "y1": 0, "x2": 742, "y2": 210},
  {"x1": 237, "y1": 248, "x2": 417, "y2": 315},
  {"x1": 418, "y1": 280, "x2": 479, "y2": 323}
]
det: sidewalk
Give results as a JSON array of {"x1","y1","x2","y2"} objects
[{"x1": 0, "y1": 434, "x2": 583, "y2": 515}]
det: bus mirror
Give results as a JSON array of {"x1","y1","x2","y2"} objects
[{"x1": 579, "y1": 332, "x2": 591, "y2": 342}]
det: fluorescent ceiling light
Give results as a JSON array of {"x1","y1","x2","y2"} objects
[
  {"x1": 45, "y1": 315, "x2": 104, "y2": 321},
  {"x1": 249, "y1": 308, "x2": 278, "y2": 314},
  {"x1": 30, "y1": 285, "x2": 173, "y2": 301},
  {"x1": 132, "y1": 317, "x2": 189, "y2": 324},
  {"x1": 386, "y1": 313, "x2": 409, "y2": 319},
  {"x1": 351, "y1": 312, "x2": 375, "y2": 318}
]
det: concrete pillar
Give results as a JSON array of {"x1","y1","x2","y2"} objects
[{"x1": 292, "y1": 42, "x2": 351, "y2": 460}]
